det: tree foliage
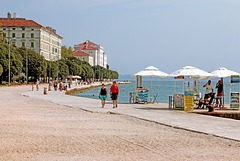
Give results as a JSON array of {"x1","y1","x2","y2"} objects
[{"x1": 0, "y1": 64, "x2": 3, "y2": 76}]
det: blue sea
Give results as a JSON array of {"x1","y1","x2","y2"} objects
[{"x1": 74, "y1": 79, "x2": 234, "y2": 103}]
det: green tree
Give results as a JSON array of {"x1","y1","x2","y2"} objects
[
  {"x1": 0, "y1": 42, "x2": 23, "y2": 83},
  {"x1": 0, "y1": 25, "x2": 6, "y2": 43},
  {"x1": 0, "y1": 64, "x2": 3, "y2": 76},
  {"x1": 61, "y1": 45, "x2": 74, "y2": 58},
  {"x1": 58, "y1": 60, "x2": 69, "y2": 79},
  {"x1": 17, "y1": 47, "x2": 47, "y2": 80}
]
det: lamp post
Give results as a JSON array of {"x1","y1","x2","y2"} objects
[
  {"x1": 8, "y1": 40, "x2": 10, "y2": 86},
  {"x1": 57, "y1": 54, "x2": 59, "y2": 82},
  {"x1": 49, "y1": 54, "x2": 52, "y2": 83},
  {"x1": 26, "y1": 44, "x2": 29, "y2": 84}
]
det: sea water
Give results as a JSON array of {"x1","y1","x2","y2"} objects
[{"x1": 74, "y1": 80, "x2": 231, "y2": 103}]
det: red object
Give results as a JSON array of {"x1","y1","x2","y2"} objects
[
  {"x1": 110, "y1": 85, "x2": 119, "y2": 93},
  {"x1": 71, "y1": 51, "x2": 93, "y2": 56}
]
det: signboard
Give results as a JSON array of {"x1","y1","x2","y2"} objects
[
  {"x1": 230, "y1": 92, "x2": 240, "y2": 109},
  {"x1": 136, "y1": 88, "x2": 148, "y2": 103},
  {"x1": 173, "y1": 93, "x2": 184, "y2": 110},
  {"x1": 184, "y1": 78, "x2": 194, "y2": 110},
  {"x1": 184, "y1": 91, "x2": 194, "y2": 110},
  {"x1": 231, "y1": 75, "x2": 240, "y2": 83}
]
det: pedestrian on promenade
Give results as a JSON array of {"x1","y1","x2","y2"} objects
[
  {"x1": 203, "y1": 80, "x2": 213, "y2": 103},
  {"x1": 59, "y1": 82, "x2": 63, "y2": 91},
  {"x1": 110, "y1": 81, "x2": 119, "y2": 108},
  {"x1": 215, "y1": 79, "x2": 223, "y2": 108},
  {"x1": 54, "y1": 81, "x2": 58, "y2": 91},
  {"x1": 99, "y1": 84, "x2": 108, "y2": 108},
  {"x1": 36, "y1": 79, "x2": 39, "y2": 91}
]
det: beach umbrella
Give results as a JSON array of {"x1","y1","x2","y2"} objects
[
  {"x1": 132, "y1": 66, "x2": 168, "y2": 102},
  {"x1": 210, "y1": 67, "x2": 240, "y2": 78},
  {"x1": 210, "y1": 67, "x2": 240, "y2": 108},
  {"x1": 168, "y1": 66, "x2": 214, "y2": 79}
]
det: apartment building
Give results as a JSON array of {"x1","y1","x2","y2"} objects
[
  {"x1": 73, "y1": 40, "x2": 107, "y2": 68},
  {"x1": 0, "y1": 12, "x2": 62, "y2": 61}
]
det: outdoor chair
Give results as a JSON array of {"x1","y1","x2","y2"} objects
[{"x1": 153, "y1": 93, "x2": 158, "y2": 103}]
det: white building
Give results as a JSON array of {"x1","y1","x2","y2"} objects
[
  {"x1": 0, "y1": 12, "x2": 62, "y2": 61},
  {"x1": 74, "y1": 40, "x2": 107, "y2": 68}
]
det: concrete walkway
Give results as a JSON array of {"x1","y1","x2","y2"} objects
[{"x1": 22, "y1": 85, "x2": 240, "y2": 142}]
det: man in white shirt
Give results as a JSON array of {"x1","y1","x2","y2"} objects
[{"x1": 203, "y1": 80, "x2": 213, "y2": 102}]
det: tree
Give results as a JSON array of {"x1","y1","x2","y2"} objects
[
  {"x1": 61, "y1": 45, "x2": 74, "y2": 58},
  {"x1": 0, "y1": 42, "x2": 23, "y2": 83},
  {"x1": 0, "y1": 25, "x2": 6, "y2": 43},
  {"x1": 58, "y1": 60, "x2": 69, "y2": 79},
  {"x1": 17, "y1": 47, "x2": 47, "y2": 80},
  {"x1": 0, "y1": 64, "x2": 3, "y2": 76}
]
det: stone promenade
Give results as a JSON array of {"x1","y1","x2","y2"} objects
[{"x1": 22, "y1": 84, "x2": 240, "y2": 142}]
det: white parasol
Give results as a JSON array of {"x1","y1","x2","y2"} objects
[
  {"x1": 210, "y1": 67, "x2": 240, "y2": 78},
  {"x1": 169, "y1": 66, "x2": 214, "y2": 79},
  {"x1": 210, "y1": 67, "x2": 240, "y2": 108},
  {"x1": 132, "y1": 66, "x2": 168, "y2": 102}
]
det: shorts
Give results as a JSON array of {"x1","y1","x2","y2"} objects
[
  {"x1": 111, "y1": 93, "x2": 118, "y2": 100},
  {"x1": 100, "y1": 95, "x2": 106, "y2": 100},
  {"x1": 217, "y1": 93, "x2": 223, "y2": 97}
]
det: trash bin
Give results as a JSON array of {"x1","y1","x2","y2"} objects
[
  {"x1": 169, "y1": 95, "x2": 173, "y2": 109},
  {"x1": 44, "y1": 87, "x2": 48, "y2": 95}
]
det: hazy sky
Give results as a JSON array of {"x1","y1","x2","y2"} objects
[{"x1": 1, "y1": 0, "x2": 240, "y2": 75}]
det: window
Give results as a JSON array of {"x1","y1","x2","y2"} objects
[
  {"x1": 55, "y1": 48, "x2": 57, "y2": 53},
  {"x1": 22, "y1": 33, "x2": 25, "y2": 38},
  {"x1": 31, "y1": 42, "x2": 34, "y2": 48},
  {"x1": 12, "y1": 33, "x2": 15, "y2": 38},
  {"x1": 31, "y1": 33, "x2": 34, "y2": 38},
  {"x1": 83, "y1": 58, "x2": 85, "y2": 61},
  {"x1": 22, "y1": 42, "x2": 25, "y2": 47},
  {"x1": 31, "y1": 29, "x2": 34, "y2": 31},
  {"x1": 13, "y1": 28, "x2": 15, "y2": 30},
  {"x1": 3, "y1": 28, "x2": 6, "y2": 30},
  {"x1": 22, "y1": 28, "x2": 25, "y2": 30},
  {"x1": 52, "y1": 47, "x2": 54, "y2": 52}
]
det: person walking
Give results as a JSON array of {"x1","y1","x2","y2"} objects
[
  {"x1": 36, "y1": 79, "x2": 39, "y2": 91},
  {"x1": 215, "y1": 79, "x2": 223, "y2": 108},
  {"x1": 203, "y1": 80, "x2": 214, "y2": 103},
  {"x1": 99, "y1": 84, "x2": 107, "y2": 108},
  {"x1": 110, "y1": 81, "x2": 119, "y2": 108}
]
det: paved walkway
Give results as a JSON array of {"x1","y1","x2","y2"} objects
[{"x1": 22, "y1": 85, "x2": 240, "y2": 142}]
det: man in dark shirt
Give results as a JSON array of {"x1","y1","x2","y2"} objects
[{"x1": 216, "y1": 79, "x2": 223, "y2": 108}]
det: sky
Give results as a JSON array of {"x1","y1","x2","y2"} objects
[{"x1": 1, "y1": 0, "x2": 240, "y2": 75}]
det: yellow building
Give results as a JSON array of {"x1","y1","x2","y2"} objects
[{"x1": 72, "y1": 51, "x2": 94, "y2": 66}]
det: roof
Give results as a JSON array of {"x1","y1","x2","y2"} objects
[
  {"x1": 72, "y1": 51, "x2": 93, "y2": 57},
  {"x1": 0, "y1": 19, "x2": 43, "y2": 27},
  {"x1": 75, "y1": 40, "x2": 98, "y2": 50},
  {"x1": 0, "y1": 18, "x2": 63, "y2": 39}
]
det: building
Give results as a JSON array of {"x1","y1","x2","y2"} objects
[
  {"x1": 0, "y1": 12, "x2": 62, "y2": 61},
  {"x1": 71, "y1": 50, "x2": 94, "y2": 66},
  {"x1": 74, "y1": 40, "x2": 107, "y2": 68}
]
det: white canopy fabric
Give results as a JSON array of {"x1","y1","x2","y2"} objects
[
  {"x1": 169, "y1": 66, "x2": 214, "y2": 79},
  {"x1": 132, "y1": 66, "x2": 168, "y2": 77},
  {"x1": 210, "y1": 67, "x2": 240, "y2": 78},
  {"x1": 132, "y1": 66, "x2": 168, "y2": 102}
]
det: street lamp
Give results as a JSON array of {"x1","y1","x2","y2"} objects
[
  {"x1": 26, "y1": 44, "x2": 29, "y2": 84},
  {"x1": 8, "y1": 38, "x2": 15, "y2": 86}
]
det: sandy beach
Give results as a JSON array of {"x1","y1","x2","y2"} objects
[{"x1": 0, "y1": 85, "x2": 239, "y2": 161}]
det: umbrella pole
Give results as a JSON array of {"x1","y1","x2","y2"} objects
[
  {"x1": 222, "y1": 78, "x2": 224, "y2": 108},
  {"x1": 150, "y1": 77, "x2": 152, "y2": 102}
]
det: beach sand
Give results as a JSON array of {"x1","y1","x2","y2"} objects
[{"x1": 0, "y1": 85, "x2": 239, "y2": 161}]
